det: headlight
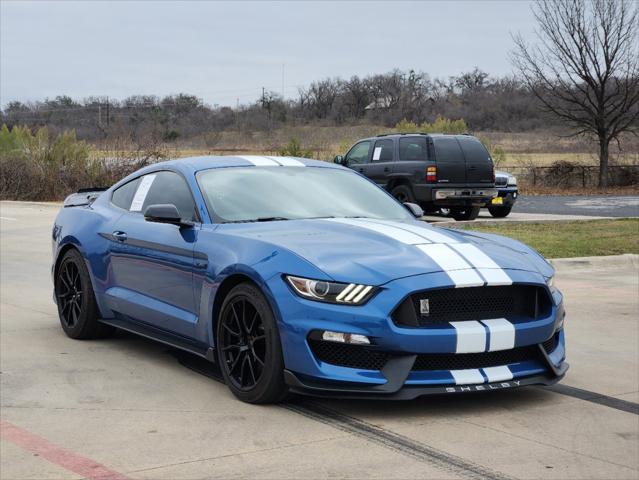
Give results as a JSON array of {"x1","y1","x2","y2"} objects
[
  {"x1": 507, "y1": 175, "x2": 517, "y2": 186},
  {"x1": 545, "y1": 276, "x2": 554, "y2": 288},
  {"x1": 285, "y1": 275, "x2": 376, "y2": 305}
]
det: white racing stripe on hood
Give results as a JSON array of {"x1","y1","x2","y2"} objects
[
  {"x1": 366, "y1": 219, "x2": 460, "y2": 244},
  {"x1": 449, "y1": 243, "x2": 512, "y2": 285},
  {"x1": 325, "y1": 218, "x2": 432, "y2": 245},
  {"x1": 238, "y1": 155, "x2": 280, "y2": 166},
  {"x1": 273, "y1": 156, "x2": 306, "y2": 167},
  {"x1": 416, "y1": 244, "x2": 484, "y2": 287}
]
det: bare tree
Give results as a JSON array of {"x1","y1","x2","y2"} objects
[{"x1": 512, "y1": 0, "x2": 639, "y2": 186}]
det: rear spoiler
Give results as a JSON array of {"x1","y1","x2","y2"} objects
[{"x1": 63, "y1": 187, "x2": 108, "y2": 207}]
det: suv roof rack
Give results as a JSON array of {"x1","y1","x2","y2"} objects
[{"x1": 375, "y1": 132, "x2": 430, "y2": 137}]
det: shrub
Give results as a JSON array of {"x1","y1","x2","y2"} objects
[
  {"x1": 279, "y1": 138, "x2": 314, "y2": 158},
  {"x1": 394, "y1": 117, "x2": 468, "y2": 134}
]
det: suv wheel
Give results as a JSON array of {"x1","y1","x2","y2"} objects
[
  {"x1": 450, "y1": 206, "x2": 480, "y2": 221},
  {"x1": 390, "y1": 184, "x2": 415, "y2": 203},
  {"x1": 488, "y1": 206, "x2": 512, "y2": 218}
]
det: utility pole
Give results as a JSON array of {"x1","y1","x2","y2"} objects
[
  {"x1": 282, "y1": 64, "x2": 285, "y2": 99},
  {"x1": 106, "y1": 96, "x2": 110, "y2": 126}
]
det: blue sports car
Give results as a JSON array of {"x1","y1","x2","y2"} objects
[{"x1": 52, "y1": 156, "x2": 567, "y2": 403}]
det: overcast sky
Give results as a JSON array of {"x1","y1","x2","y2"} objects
[{"x1": 0, "y1": 0, "x2": 536, "y2": 107}]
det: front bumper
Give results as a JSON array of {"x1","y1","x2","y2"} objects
[
  {"x1": 269, "y1": 270, "x2": 567, "y2": 399},
  {"x1": 483, "y1": 186, "x2": 518, "y2": 207}
]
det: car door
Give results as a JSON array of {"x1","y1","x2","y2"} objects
[
  {"x1": 106, "y1": 170, "x2": 201, "y2": 338},
  {"x1": 365, "y1": 138, "x2": 395, "y2": 187},
  {"x1": 344, "y1": 140, "x2": 372, "y2": 176}
]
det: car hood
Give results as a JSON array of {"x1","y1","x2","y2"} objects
[{"x1": 218, "y1": 218, "x2": 552, "y2": 286}]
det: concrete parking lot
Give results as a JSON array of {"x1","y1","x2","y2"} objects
[{"x1": 1, "y1": 201, "x2": 638, "y2": 480}]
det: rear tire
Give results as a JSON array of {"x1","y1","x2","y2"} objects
[
  {"x1": 450, "y1": 206, "x2": 480, "y2": 221},
  {"x1": 488, "y1": 206, "x2": 512, "y2": 218},
  {"x1": 390, "y1": 184, "x2": 415, "y2": 204},
  {"x1": 216, "y1": 283, "x2": 288, "y2": 404},
  {"x1": 55, "y1": 249, "x2": 114, "y2": 339}
]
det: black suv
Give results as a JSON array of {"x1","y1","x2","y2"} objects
[{"x1": 335, "y1": 133, "x2": 497, "y2": 220}]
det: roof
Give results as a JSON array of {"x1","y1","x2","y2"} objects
[{"x1": 141, "y1": 155, "x2": 342, "y2": 175}]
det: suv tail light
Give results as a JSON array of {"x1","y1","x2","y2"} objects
[{"x1": 426, "y1": 166, "x2": 437, "y2": 183}]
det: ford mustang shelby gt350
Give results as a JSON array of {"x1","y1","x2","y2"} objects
[{"x1": 52, "y1": 156, "x2": 567, "y2": 403}]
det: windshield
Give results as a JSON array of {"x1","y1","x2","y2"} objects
[{"x1": 196, "y1": 166, "x2": 412, "y2": 223}]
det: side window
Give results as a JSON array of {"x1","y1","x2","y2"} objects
[
  {"x1": 399, "y1": 137, "x2": 428, "y2": 161},
  {"x1": 345, "y1": 141, "x2": 371, "y2": 164},
  {"x1": 111, "y1": 178, "x2": 140, "y2": 210},
  {"x1": 433, "y1": 137, "x2": 464, "y2": 162},
  {"x1": 129, "y1": 171, "x2": 197, "y2": 221},
  {"x1": 372, "y1": 139, "x2": 394, "y2": 162}
]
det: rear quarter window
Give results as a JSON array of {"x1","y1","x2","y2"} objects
[
  {"x1": 111, "y1": 178, "x2": 140, "y2": 210},
  {"x1": 399, "y1": 137, "x2": 428, "y2": 161}
]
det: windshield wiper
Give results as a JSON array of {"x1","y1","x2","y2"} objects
[{"x1": 224, "y1": 216, "x2": 290, "y2": 224}]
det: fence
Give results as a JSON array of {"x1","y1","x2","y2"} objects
[{"x1": 499, "y1": 164, "x2": 639, "y2": 188}]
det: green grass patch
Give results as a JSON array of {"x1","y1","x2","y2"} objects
[{"x1": 457, "y1": 219, "x2": 639, "y2": 258}]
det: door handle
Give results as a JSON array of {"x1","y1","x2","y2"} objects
[
  {"x1": 112, "y1": 231, "x2": 127, "y2": 242},
  {"x1": 357, "y1": 168, "x2": 364, "y2": 173},
  {"x1": 383, "y1": 167, "x2": 390, "y2": 173}
]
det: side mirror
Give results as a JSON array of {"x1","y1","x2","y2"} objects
[
  {"x1": 403, "y1": 202, "x2": 424, "y2": 218},
  {"x1": 334, "y1": 155, "x2": 346, "y2": 166},
  {"x1": 144, "y1": 204, "x2": 193, "y2": 227}
]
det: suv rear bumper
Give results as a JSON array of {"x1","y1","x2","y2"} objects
[{"x1": 411, "y1": 185, "x2": 497, "y2": 207}]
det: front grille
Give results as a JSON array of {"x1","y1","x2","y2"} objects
[
  {"x1": 309, "y1": 340, "x2": 389, "y2": 370},
  {"x1": 495, "y1": 177, "x2": 508, "y2": 186},
  {"x1": 412, "y1": 345, "x2": 542, "y2": 371},
  {"x1": 309, "y1": 339, "x2": 547, "y2": 372},
  {"x1": 392, "y1": 285, "x2": 551, "y2": 327}
]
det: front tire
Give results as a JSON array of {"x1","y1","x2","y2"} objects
[
  {"x1": 488, "y1": 205, "x2": 512, "y2": 218},
  {"x1": 55, "y1": 249, "x2": 114, "y2": 339},
  {"x1": 450, "y1": 206, "x2": 480, "y2": 221},
  {"x1": 216, "y1": 283, "x2": 287, "y2": 404}
]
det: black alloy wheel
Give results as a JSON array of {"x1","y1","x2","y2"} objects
[
  {"x1": 57, "y1": 260, "x2": 83, "y2": 328},
  {"x1": 217, "y1": 283, "x2": 287, "y2": 403},
  {"x1": 55, "y1": 249, "x2": 114, "y2": 339},
  {"x1": 220, "y1": 297, "x2": 266, "y2": 390}
]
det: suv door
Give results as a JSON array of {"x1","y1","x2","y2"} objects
[
  {"x1": 344, "y1": 140, "x2": 372, "y2": 175},
  {"x1": 364, "y1": 139, "x2": 395, "y2": 187},
  {"x1": 107, "y1": 170, "x2": 200, "y2": 338},
  {"x1": 458, "y1": 136, "x2": 494, "y2": 184},
  {"x1": 432, "y1": 136, "x2": 467, "y2": 185}
]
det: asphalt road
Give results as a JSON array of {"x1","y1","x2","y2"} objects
[
  {"x1": 513, "y1": 195, "x2": 639, "y2": 217},
  {"x1": 1, "y1": 201, "x2": 638, "y2": 480}
]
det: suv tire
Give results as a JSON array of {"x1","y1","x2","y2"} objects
[
  {"x1": 450, "y1": 206, "x2": 480, "y2": 221},
  {"x1": 390, "y1": 184, "x2": 415, "y2": 204},
  {"x1": 488, "y1": 206, "x2": 512, "y2": 218}
]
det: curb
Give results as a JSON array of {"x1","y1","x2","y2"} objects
[
  {"x1": 435, "y1": 217, "x2": 635, "y2": 228},
  {"x1": 550, "y1": 254, "x2": 639, "y2": 270}
]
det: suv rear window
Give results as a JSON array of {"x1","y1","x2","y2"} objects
[
  {"x1": 432, "y1": 137, "x2": 464, "y2": 162},
  {"x1": 458, "y1": 137, "x2": 492, "y2": 163},
  {"x1": 399, "y1": 137, "x2": 428, "y2": 161},
  {"x1": 372, "y1": 139, "x2": 394, "y2": 162}
]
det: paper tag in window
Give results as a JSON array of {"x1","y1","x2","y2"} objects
[
  {"x1": 373, "y1": 147, "x2": 382, "y2": 161},
  {"x1": 130, "y1": 174, "x2": 156, "y2": 211}
]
